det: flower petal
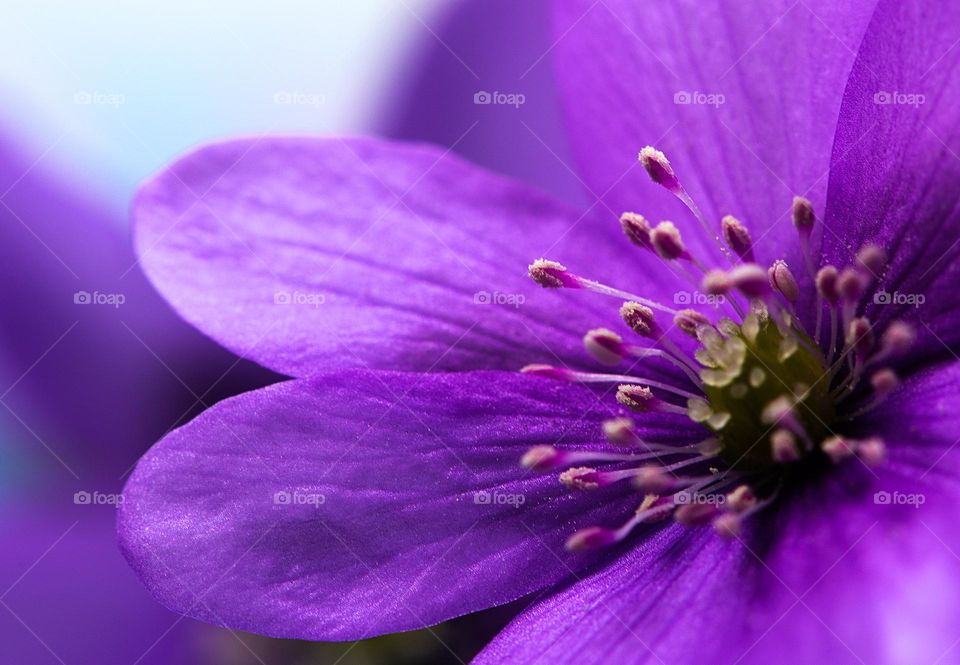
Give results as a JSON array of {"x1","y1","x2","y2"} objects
[
  {"x1": 552, "y1": 0, "x2": 877, "y2": 284},
  {"x1": 133, "y1": 136, "x2": 627, "y2": 378},
  {"x1": 119, "y1": 369, "x2": 702, "y2": 640},
  {"x1": 476, "y1": 361, "x2": 960, "y2": 664},
  {"x1": 823, "y1": 0, "x2": 960, "y2": 361}
]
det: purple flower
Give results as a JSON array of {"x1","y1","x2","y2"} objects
[{"x1": 119, "y1": 1, "x2": 960, "y2": 662}]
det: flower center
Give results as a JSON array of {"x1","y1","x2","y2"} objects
[{"x1": 520, "y1": 146, "x2": 914, "y2": 548}]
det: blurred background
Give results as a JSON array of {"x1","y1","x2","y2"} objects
[{"x1": 0, "y1": 1, "x2": 586, "y2": 663}]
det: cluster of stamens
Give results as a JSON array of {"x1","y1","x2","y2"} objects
[{"x1": 521, "y1": 146, "x2": 914, "y2": 551}]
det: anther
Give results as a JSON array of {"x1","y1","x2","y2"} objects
[
  {"x1": 721, "y1": 215, "x2": 755, "y2": 262},
  {"x1": 870, "y1": 368, "x2": 899, "y2": 398},
  {"x1": 729, "y1": 263, "x2": 770, "y2": 299},
  {"x1": 565, "y1": 526, "x2": 617, "y2": 552},
  {"x1": 712, "y1": 512, "x2": 742, "y2": 539},
  {"x1": 521, "y1": 445, "x2": 562, "y2": 470},
  {"x1": 620, "y1": 301, "x2": 658, "y2": 337},
  {"x1": 726, "y1": 485, "x2": 757, "y2": 512},
  {"x1": 846, "y1": 317, "x2": 874, "y2": 360},
  {"x1": 816, "y1": 266, "x2": 840, "y2": 304},
  {"x1": 603, "y1": 417, "x2": 639, "y2": 446},
  {"x1": 674, "y1": 309, "x2": 712, "y2": 337},
  {"x1": 639, "y1": 146, "x2": 681, "y2": 193},
  {"x1": 619, "y1": 212, "x2": 654, "y2": 249},
  {"x1": 856, "y1": 437, "x2": 886, "y2": 467},
  {"x1": 650, "y1": 221, "x2": 688, "y2": 261},
  {"x1": 702, "y1": 270, "x2": 731, "y2": 296},
  {"x1": 769, "y1": 260, "x2": 799, "y2": 303},
  {"x1": 632, "y1": 466, "x2": 679, "y2": 493},
  {"x1": 771, "y1": 428, "x2": 800, "y2": 462},
  {"x1": 584, "y1": 328, "x2": 624, "y2": 365},
  {"x1": 856, "y1": 244, "x2": 887, "y2": 278},
  {"x1": 674, "y1": 502, "x2": 719, "y2": 526},
  {"x1": 616, "y1": 385, "x2": 687, "y2": 414},
  {"x1": 880, "y1": 321, "x2": 915, "y2": 356},
  {"x1": 520, "y1": 364, "x2": 575, "y2": 381},
  {"x1": 837, "y1": 268, "x2": 866, "y2": 304},
  {"x1": 528, "y1": 258, "x2": 578, "y2": 289},
  {"x1": 560, "y1": 466, "x2": 600, "y2": 490},
  {"x1": 821, "y1": 436, "x2": 856, "y2": 464},
  {"x1": 792, "y1": 196, "x2": 816, "y2": 235}
]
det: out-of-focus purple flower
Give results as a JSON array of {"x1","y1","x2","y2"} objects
[{"x1": 118, "y1": 1, "x2": 960, "y2": 662}]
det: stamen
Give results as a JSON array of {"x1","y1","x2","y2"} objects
[
  {"x1": 845, "y1": 317, "x2": 874, "y2": 362},
  {"x1": 526, "y1": 366, "x2": 698, "y2": 399},
  {"x1": 520, "y1": 364, "x2": 575, "y2": 381},
  {"x1": 559, "y1": 466, "x2": 601, "y2": 490},
  {"x1": 603, "y1": 417, "x2": 638, "y2": 446},
  {"x1": 771, "y1": 428, "x2": 800, "y2": 462},
  {"x1": 712, "y1": 512, "x2": 742, "y2": 538},
  {"x1": 729, "y1": 264, "x2": 770, "y2": 299},
  {"x1": 844, "y1": 369, "x2": 899, "y2": 419},
  {"x1": 674, "y1": 502, "x2": 719, "y2": 526},
  {"x1": 528, "y1": 259, "x2": 678, "y2": 314},
  {"x1": 702, "y1": 270, "x2": 732, "y2": 297},
  {"x1": 721, "y1": 215, "x2": 755, "y2": 262},
  {"x1": 768, "y1": 260, "x2": 799, "y2": 304},
  {"x1": 620, "y1": 302, "x2": 658, "y2": 337},
  {"x1": 565, "y1": 526, "x2": 618, "y2": 552},
  {"x1": 880, "y1": 321, "x2": 915, "y2": 357},
  {"x1": 616, "y1": 385, "x2": 688, "y2": 414},
  {"x1": 856, "y1": 243, "x2": 887, "y2": 279},
  {"x1": 856, "y1": 437, "x2": 886, "y2": 467},
  {"x1": 584, "y1": 328, "x2": 625, "y2": 365},
  {"x1": 619, "y1": 212, "x2": 654, "y2": 250},
  {"x1": 650, "y1": 221, "x2": 689, "y2": 261},
  {"x1": 674, "y1": 309, "x2": 712, "y2": 337},
  {"x1": 792, "y1": 196, "x2": 817, "y2": 279},
  {"x1": 821, "y1": 435, "x2": 856, "y2": 464},
  {"x1": 816, "y1": 266, "x2": 840, "y2": 305},
  {"x1": 726, "y1": 485, "x2": 757, "y2": 512}
]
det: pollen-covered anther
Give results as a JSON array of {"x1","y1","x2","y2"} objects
[
  {"x1": 821, "y1": 435, "x2": 856, "y2": 464},
  {"x1": 528, "y1": 258, "x2": 577, "y2": 289},
  {"x1": 520, "y1": 364, "x2": 575, "y2": 381},
  {"x1": 729, "y1": 263, "x2": 771, "y2": 298},
  {"x1": 639, "y1": 146, "x2": 680, "y2": 193},
  {"x1": 870, "y1": 368, "x2": 899, "y2": 398},
  {"x1": 712, "y1": 512, "x2": 742, "y2": 539},
  {"x1": 616, "y1": 385, "x2": 661, "y2": 413},
  {"x1": 769, "y1": 260, "x2": 799, "y2": 303},
  {"x1": 674, "y1": 502, "x2": 719, "y2": 526},
  {"x1": 881, "y1": 321, "x2": 916, "y2": 356},
  {"x1": 856, "y1": 437, "x2": 887, "y2": 467},
  {"x1": 792, "y1": 196, "x2": 816, "y2": 235},
  {"x1": 560, "y1": 466, "x2": 601, "y2": 490},
  {"x1": 521, "y1": 445, "x2": 562, "y2": 470},
  {"x1": 620, "y1": 212, "x2": 654, "y2": 249},
  {"x1": 837, "y1": 268, "x2": 866, "y2": 304},
  {"x1": 603, "y1": 417, "x2": 639, "y2": 446},
  {"x1": 726, "y1": 485, "x2": 757, "y2": 512},
  {"x1": 721, "y1": 215, "x2": 755, "y2": 262},
  {"x1": 816, "y1": 265, "x2": 840, "y2": 304},
  {"x1": 856, "y1": 244, "x2": 887, "y2": 278},
  {"x1": 771, "y1": 428, "x2": 801, "y2": 463},
  {"x1": 632, "y1": 466, "x2": 677, "y2": 493},
  {"x1": 846, "y1": 317, "x2": 875, "y2": 360},
  {"x1": 565, "y1": 526, "x2": 617, "y2": 552},
  {"x1": 702, "y1": 269, "x2": 731, "y2": 296},
  {"x1": 650, "y1": 221, "x2": 688, "y2": 260},
  {"x1": 584, "y1": 328, "x2": 625, "y2": 365},
  {"x1": 674, "y1": 308, "x2": 712, "y2": 337},
  {"x1": 620, "y1": 301, "x2": 658, "y2": 338}
]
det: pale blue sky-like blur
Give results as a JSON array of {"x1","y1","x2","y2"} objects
[{"x1": 0, "y1": 0, "x2": 443, "y2": 218}]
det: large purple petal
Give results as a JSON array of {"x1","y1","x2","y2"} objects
[
  {"x1": 477, "y1": 361, "x2": 960, "y2": 664},
  {"x1": 823, "y1": 0, "x2": 960, "y2": 361},
  {"x1": 552, "y1": 0, "x2": 879, "y2": 305},
  {"x1": 133, "y1": 136, "x2": 632, "y2": 378},
  {"x1": 119, "y1": 369, "x2": 703, "y2": 640}
]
